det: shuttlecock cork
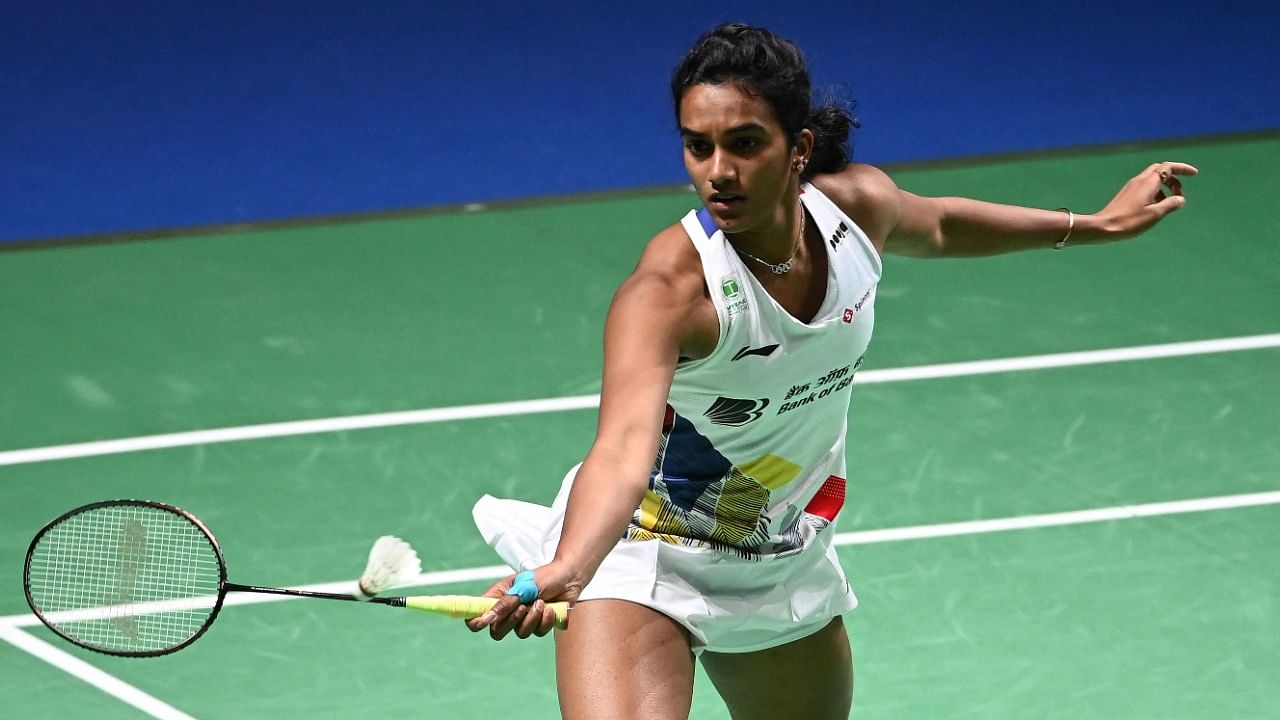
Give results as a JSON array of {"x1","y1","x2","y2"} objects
[{"x1": 355, "y1": 536, "x2": 422, "y2": 601}]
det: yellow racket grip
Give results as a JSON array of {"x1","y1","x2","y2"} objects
[{"x1": 404, "y1": 595, "x2": 570, "y2": 629}]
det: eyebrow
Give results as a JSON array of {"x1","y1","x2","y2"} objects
[{"x1": 679, "y1": 122, "x2": 768, "y2": 137}]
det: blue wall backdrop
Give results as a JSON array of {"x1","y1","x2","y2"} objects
[{"x1": 2, "y1": 0, "x2": 1277, "y2": 243}]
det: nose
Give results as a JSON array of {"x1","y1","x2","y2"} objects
[{"x1": 708, "y1": 148, "x2": 737, "y2": 189}]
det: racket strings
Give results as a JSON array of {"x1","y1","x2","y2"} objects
[{"x1": 27, "y1": 504, "x2": 222, "y2": 654}]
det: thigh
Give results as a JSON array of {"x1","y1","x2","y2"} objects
[
  {"x1": 700, "y1": 616, "x2": 853, "y2": 720},
  {"x1": 555, "y1": 598, "x2": 696, "y2": 720}
]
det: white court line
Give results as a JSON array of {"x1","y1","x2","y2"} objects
[
  {"x1": 832, "y1": 489, "x2": 1280, "y2": 545},
  {"x1": 0, "y1": 625, "x2": 198, "y2": 720},
  {"x1": 0, "y1": 564, "x2": 512, "y2": 718},
  {"x1": 1, "y1": 333, "x2": 1277, "y2": 715},
  {"x1": 1, "y1": 333, "x2": 1277, "y2": 468},
  {"x1": 5, "y1": 489, "x2": 1278, "y2": 630},
  {"x1": 3, "y1": 490, "x2": 1276, "y2": 718}
]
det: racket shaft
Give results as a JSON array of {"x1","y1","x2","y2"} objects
[{"x1": 404, "y1": 595, "x2": 569, "y2": 628}]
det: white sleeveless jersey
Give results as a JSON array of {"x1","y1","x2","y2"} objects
[{"x1": 625, "y1": 183, "x2": 883, "y2": 559}]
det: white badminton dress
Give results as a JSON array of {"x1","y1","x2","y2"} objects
[{"x1": 474, "y1": 183, "x2": 882, "y2": 652}]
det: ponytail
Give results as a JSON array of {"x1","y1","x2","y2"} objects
[{"x1": 802, "y1": 102, "x2": 859, "y2": 180}]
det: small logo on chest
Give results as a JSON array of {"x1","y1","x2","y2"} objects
[
  {"x1": 829, "y1": 220, "x2": 851, "y2": 250},
  {"x1": 704, "y1": 396, "x2": 770, "y2": 426},
  {"x1": 732, "y1": 344, "x2": 780, "y2": 361},
  {"x1": 843, "y1": 288, "x2": 873, "y2": 324},
  {"x1": 719, "y1": 276, "x2": 750, "y2": 318}
]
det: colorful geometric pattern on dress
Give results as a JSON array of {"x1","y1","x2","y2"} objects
[
  {"x1": 804, "y1": 475, "x2": 846, "y2": 522},
  {"x1": 628, "y1": 405, "x2": 814, "y2": 555}
]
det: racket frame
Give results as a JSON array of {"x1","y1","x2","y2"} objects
[
  {"x1": 24, "y1": 499, "x2": 564, "y2": 658},
  {"x1": 23, "y1": 498, "x2": 232, "y2": 658}
]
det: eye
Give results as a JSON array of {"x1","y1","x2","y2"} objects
[
  {"x1": 734, "y1": 137, "x2": 761, "y2": 152},
  {"x1": 684, "y1": 139, "x2": 712, "y2": 157}
]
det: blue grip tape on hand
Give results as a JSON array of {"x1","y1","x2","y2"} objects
[{"x1": 505, "y1": 570, "x2": 539, "y2": 604}]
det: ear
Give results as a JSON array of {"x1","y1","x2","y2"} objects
[{"x1": 793, "y1": 128, "x2": 816, "y2": 169}]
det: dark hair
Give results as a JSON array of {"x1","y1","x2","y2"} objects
[{"x1": 671, "y1": 23, "x2": 858, "y2": 180}]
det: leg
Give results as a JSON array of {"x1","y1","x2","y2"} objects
[
  {"x1": 555, "y1": 599, "x2": 696, "y2": 720},
  {"x1": 700, "y1": 616, "x2": 853, "y2": 720}
]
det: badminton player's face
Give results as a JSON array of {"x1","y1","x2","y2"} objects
[{"x1": 679, "y1": 83, "x2": 795, "y2": 234}]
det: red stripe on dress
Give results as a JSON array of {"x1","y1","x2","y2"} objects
[{"x1": 803, "y1": 475, "x2": 846, "y2": 521}]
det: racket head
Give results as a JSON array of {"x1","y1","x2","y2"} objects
[{"x1": 23, "y1": 499, "x2": 229, "y2": 657}]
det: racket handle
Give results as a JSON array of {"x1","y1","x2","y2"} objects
[{"x1": 403, "y1": 595, "x2": 570, "y2": 628}]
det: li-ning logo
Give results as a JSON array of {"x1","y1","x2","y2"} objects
[
  {"x1": 704, "y1": 396, "x2": 770, "y2": 426},
  {"x1": 732, "y1": 344, "x2": 780, "y2": 361},
  {"x1": 829, "y1": 220, "x2": 851, "y2": 250}
]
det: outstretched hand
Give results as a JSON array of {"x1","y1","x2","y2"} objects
[
  {"x1": 465, "y1": 562, "x2": 581, "y2": 640},
  {"x1": 1095, "y1": 161, "x2": 1198, "y2": 239}
]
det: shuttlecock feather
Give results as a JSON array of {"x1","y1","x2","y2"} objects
[{"x1": 355, "y1": 535, "x2": 421, "y2": 601}]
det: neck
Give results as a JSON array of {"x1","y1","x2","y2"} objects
[{"x1": 727, "y1": 193, "x2": 805, "y2": 266}]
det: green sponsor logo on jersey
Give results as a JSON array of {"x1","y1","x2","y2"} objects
[{"x1": 721, "y1": 278, "x2": 741, "y2": 298}]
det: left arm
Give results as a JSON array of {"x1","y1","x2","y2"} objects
[{"x1": 819, "y1": 161, "x2": 1198, "y2": 258}]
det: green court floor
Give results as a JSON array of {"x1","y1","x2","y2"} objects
[{"x1": 1, "y1": 135, "x2": 1277, "y2": 719}]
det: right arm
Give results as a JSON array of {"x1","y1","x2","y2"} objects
[
  {"x1": 554, "y1": 267, "x2": 690, "y2": 586},
  {"x1": 469, "y1": 225, "x2": 713, "y2": 638}
]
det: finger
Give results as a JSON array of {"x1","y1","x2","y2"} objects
[
  {"x1": 1141, "y1": 164, "x2": 1169, "y2": 195},
  {"x1": 490, "y1": 603, "x2": 529, "y2": 641},
  {"x1": 515, "y1": 600, "x2": 544, "y2": 639},
  {"x1": 505, "y1": 569, "x2": 540, "y2": 604},
  {"x1": 1149, "y1": 161, "x2": 1198, "y2": 192},
  {"x1": 533, "y1": 601, "x2": 561, "y2": 637},
  {"x1": 471, "y1": 593, "x2": 522, "y2": 630},
  {"x1": 465, "y1": 577, "x2": 517, "y2": 632},
  {"x1": 1150, "y1": 192, "x2": 1187, "y2": 217},
  {"x1": 1150, "y1": 161, "x2": 1199, "y2": 176},
  {"x1": 1162, "y1": 161, "x2": 1199, "y2": 177}
]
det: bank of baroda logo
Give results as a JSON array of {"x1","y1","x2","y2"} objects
[{"x1": 704, "y1": 395, "x2": 770, "y2": 426}]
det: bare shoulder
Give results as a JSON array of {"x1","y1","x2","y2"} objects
[
  {"x1": 612, "y1": 221, "x2": 717, "y2": 359},
  {"x1": 811, "y1": 163, "x2": 904, "y2": 252},
  {"x1": 626, "y1": 222, "x2": 708, "y2": 301}
]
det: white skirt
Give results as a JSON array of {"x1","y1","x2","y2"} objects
[{"x1": 472, "y1": 464, "x2": 859, "y2": 654}]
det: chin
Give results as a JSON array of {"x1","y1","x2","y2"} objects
[{"x1": 705, "y1": 205, "x2": 753, "y2": 233}]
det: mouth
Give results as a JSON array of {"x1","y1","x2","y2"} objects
[{"x1": 707, "y1": 192, "x2": 746, "y2": 211}]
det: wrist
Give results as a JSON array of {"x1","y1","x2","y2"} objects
[
  {"x1": 1056, "y1": 211, "x2": 1111, "y2": 247},
  {"x1": 1073, "y1": 212, "x2": 1115, "y2": 244},
  {"x1": 1052, "y1": 208, "x2": 1075, "y2": 250},
  {"x1": 546, "y1": 554, "x2": 593, "y2": 593}
]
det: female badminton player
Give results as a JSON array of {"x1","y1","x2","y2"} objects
[{"x1": 469, "y1": 23, "x2": 1196, "y2": 719}]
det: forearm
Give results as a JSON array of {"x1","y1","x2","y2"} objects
[
  {"x1": 552, "y1": 451, "x2": 650, "y2": 587},
  {"x1": 543, "y1": 263, "x2": 693, "y2": 588},
  {"x1": 920, "y1": 197, "x2": 1107, "y2": 258}
]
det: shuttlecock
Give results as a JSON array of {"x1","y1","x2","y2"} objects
[{"x1": 354, "y1": 535, "x2": 421, "y2": 601}]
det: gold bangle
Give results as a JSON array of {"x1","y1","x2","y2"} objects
[{"x1": 1054, "y1": 208, "x2": 1074, "y2": 250}]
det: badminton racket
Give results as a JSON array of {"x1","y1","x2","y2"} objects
[{"x1": 23, "y1": 499, "x2": 568, "y2": 657}]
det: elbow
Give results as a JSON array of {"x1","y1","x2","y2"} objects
[
  {"x1": 891, "y1": 228, "x2": 948, "y2": 258},
  {"x1": 923, "y1": 227, "x2": 949, "y2": 257},
  {"x1": 580, "y1": 443, "x2": 656, "y2": 493}
]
